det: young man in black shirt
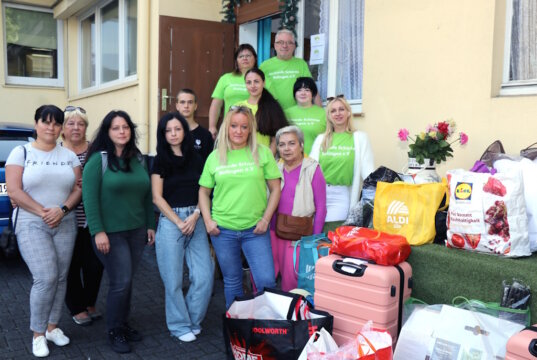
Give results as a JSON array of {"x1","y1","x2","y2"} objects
[{"x1": 176, "y1": 89, "x2": 214, "y2": 161}]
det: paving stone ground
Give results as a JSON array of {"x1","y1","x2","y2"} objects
[{"x1": 0, "y1": 246, "x2": 228, "y2": 359}]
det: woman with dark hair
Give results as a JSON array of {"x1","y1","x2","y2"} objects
[
  {"x1": 284, "y1": 77, "x2": 326, "y2": 155},
  {"x1": 6, "y1": 105, "x2": 82, "y2": 357},
  {"x1": 236, "y1": 68, "x2": 289, "y2": 154},
  {"x1": 151, "y1": 112, "x2": 214, "y2": 343},
  {"x1": 208, "y1": 43, "x2": 258, "y2": 139},
  {"x1": 82, "y1": 110, "x2": 156, "y2": 354}
]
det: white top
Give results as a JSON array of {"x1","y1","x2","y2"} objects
[{"x1": 6, "y1": 143, "x2": 80, "y2": 221}]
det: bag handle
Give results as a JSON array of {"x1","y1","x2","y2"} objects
[
  {"x1": 357, "y1": 332, "x2": 377, "y2": 357},
  {"x1": 522, "y1": 142, "x2": 537, "y2": 151}
]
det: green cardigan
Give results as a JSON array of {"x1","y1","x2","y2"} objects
[{"x1": 82, "y1": 153, "x2": 156, "y2": 235}]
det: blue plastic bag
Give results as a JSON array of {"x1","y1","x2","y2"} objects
[{"x1": 293, "y1": 234, "x2": 330, "y2": 296}]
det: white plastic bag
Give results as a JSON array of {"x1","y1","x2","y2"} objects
[
  {"x1": 446, "y1": 169, "x2": 530, "y2": 257},
  {"x1": 297, "y1": 327, "x2": 339, "y2": 360}
]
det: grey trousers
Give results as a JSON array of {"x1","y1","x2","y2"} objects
[{"x1": 17, "y1": 217, "x2": 77, "y2": 333}]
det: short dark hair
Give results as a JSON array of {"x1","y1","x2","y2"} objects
[
  {"x1": 155, "y1": 111, "x2": 195, "y2": 177},
  {"x1": 87, "y1": 110, "x2": 140, "y2": 172},
  {"x1": 34, "y1": 105, "x2": 64, "y2": 125},
  {"x1": 233, "y1": 44, "x2": 258, "y2": 74},
  {"x1": 293, "y1": 77, "x2": 318, "y2": 99},
  {"x1": 177, "y1": 88, "x2": 197, "y2": 103}
]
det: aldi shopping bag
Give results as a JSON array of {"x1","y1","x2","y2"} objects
[
  {"x1": 373, "y1": 181, "x2": 448, "y2": 245},
  {"x1": 224, "y1": 288, "x2": 333, "y2": 360}
]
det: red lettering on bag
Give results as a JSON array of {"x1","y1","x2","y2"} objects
[
  {"x1": 231, "y1": 344, "x2": 263, "y2": 360},
  {"x1": 308, "y1": 323, "x2": 318, "y2": 337},
  {"x1": 251, "y1": 327, "x2": 288, "y2": 335}
]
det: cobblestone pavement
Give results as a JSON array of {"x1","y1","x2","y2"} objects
[{"x1": 0, "y1": 246, "x2": 228, "y2": 359}]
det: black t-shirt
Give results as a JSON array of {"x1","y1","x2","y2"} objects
[
  {"x1": 151, "y1": 152, "x2": 204, "y2": 208},
  {"x1": 191, "y1": 125, "x2": 214, "y2": 161}
]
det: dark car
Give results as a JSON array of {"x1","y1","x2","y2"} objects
[{"x1": 0, "y1": 123, "x2": 35, "y2": 234}]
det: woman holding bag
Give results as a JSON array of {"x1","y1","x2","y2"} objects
[
  {"x1": 271, "y1": 126, "x2": 326, "y2": 291},
  {"x1": 310, "y1": 96, "x2": 374, "y2": 231}
]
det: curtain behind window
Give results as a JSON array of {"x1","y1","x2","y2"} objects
[{"x1": 509, "y1": 0, "x2": 537, "y2": 81}]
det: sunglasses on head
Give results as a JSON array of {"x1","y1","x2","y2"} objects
[
  {"x1": 326, "y1": 94, "x2": 345, "y2": 102},
  {"x1": 229, "y1": 105, "x2": 252, "y2": 114},
  {"x1": 64, "y1": 106, "x2": 86, "y2": 114}
]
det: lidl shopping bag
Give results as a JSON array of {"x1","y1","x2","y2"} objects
[
  {"x1": 446, "y1": 169, "x2": 530, "y2": 257},
  {"x1": 224, "y1": 288, "x2": 333, "y2": 360},
  {"x1": 373, "y1": 181, "x2": 448, "y2": 245}
]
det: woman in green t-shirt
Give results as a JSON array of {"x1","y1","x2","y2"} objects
[
  {"x1": 236, "y1": 68, "x2": 288, "y2": 155},
  {"x1": 208, "y1": 44, "x2": 258, "y2": 139},
  {"x1": 199, "y1": 106, "x2": 281, "y2": 308},
  {"x1": 284, "y1": 77, "x2": 326, "y2": 155},
  {"x1": 310, "y1": 97, "x2": 375, "y2": 231}
]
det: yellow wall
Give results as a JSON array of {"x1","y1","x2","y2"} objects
[{"x1": 360, "y1": 0, "x2": 537, "y2": 176}]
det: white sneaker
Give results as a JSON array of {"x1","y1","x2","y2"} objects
[
  {"x1": 192, "y1": 329, "x2": 201, "y2": 336},
  {"x1": 45, "y1": 328, "x2": 70, "y2": 346},
  {"x1": 178, "y1": 332, "x2": 196, "y2": 342},
  {"x1": 32, "y1": 336, "x2": 49, "y2": 357}
]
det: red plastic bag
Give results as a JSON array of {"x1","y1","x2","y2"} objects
[{"x1": 327, "y1": 226, "x2": 411, "y2": 265}]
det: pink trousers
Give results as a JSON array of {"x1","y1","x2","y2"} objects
[{"x1": 270, "y1": 230, "x2": 299, "y2": 292}]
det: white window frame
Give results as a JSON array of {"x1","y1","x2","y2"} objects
[
  {"x1": 78, "y1": 0, "x2": 137, "y2": 92},
  {"x1": 296, "y1": 0, "x2": 362, "y2": 113},
  {"x1": 500, "y1": 0, "x2": 537, "y2": 96},
  {"x1": 2, "y1": 3, "x2": 64, "y2": 87}
]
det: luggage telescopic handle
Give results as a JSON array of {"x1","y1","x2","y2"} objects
[{"x1": 332, "y1": 260, "x2": 366, "y2": 277}]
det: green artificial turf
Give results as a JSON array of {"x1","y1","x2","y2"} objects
[{"x1": 407, "y1": 243, "x2": 537, "y2": 322}]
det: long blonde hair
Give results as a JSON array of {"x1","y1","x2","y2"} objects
[
  {"x1": 215, "y1": 106, "x2": 259, "y2": 165},
  {"x1": 321, "y1": 97, "x2": 355, "y2": 152}
]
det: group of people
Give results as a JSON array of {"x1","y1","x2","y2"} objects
[{"x1": 4, "y1": 28, "x2": 374, "y2": 358}]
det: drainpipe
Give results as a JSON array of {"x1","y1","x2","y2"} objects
[{"x1": 138, "y1": 0, "x2": 150, "y2": 154}]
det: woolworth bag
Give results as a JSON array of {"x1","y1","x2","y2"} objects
[{"x1": 373, "y1": 181, "x2": 448, "y2": 245}]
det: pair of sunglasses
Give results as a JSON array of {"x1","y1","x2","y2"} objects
[
  {"x1": 64, "y1": 106, "x2": 86, "y2": 114},
  {"x1": 229, "y1": 105, "x2": 253, "y2": 113},
  {"x1": 326, "y1": 94, "x2": 345, "y2": 102}
]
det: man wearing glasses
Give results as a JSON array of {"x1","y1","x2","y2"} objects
[{"x1": 260, "y1": 29, "x2": 322, "y2": 110}]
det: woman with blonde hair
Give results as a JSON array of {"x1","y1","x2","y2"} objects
[
  {"x1": 310, "y1": 96, "x2": 374, "y2": 231},
  {"x1": 199, "y1": 106, "x2": 281, "y2": 308},
  {"x1": 62, "y1": 106, "x2": 104, "y2": 327}
]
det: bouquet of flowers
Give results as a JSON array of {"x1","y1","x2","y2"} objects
[{"x1": 398, "y1": 120, "x2": 468, "y2": 165}]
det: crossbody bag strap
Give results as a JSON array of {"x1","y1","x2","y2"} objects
[{"x1": 12, "y1": 145, "x2": 27, "y2": 232}]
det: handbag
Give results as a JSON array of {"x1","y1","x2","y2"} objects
[
  {"x1": 0, "y1": 207, "x2": 19, "y2": 259},
  {"x1": 275, "y1": 212, "x2": 314, "y2": 240},
  {"x1": 480, "y1": 140, "x2": 505, "y2": 167},
  {"x1": 521, "y1": 142, "x2": 537, "y2": 160}
]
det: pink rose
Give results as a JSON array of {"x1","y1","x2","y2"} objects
[
  {"x1": 398, "y1": 128, "x2": 409, "y2": 141},
  {"x1": 459, "y1": 132, "x2": 469, "y2": 145}
]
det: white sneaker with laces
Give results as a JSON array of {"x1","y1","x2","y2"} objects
[
  {"x1": 32, "y1": 336, "x2": 49, "y2": 357},
  {"x1": 178, "y1": 332, "x2": 196, "y2": 342},
  {"x1": 45, "y1": 328, "x2": 70, "y2": 346}
]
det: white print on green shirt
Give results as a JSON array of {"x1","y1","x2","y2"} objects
[
  {"x1": 292, "y1": 117, "x2": 323, "y2": 127},
  {"x1": 215, "y1": 162, "x2": 256, "y2": 176},
  {"x1": 266, "y1": 69, "x2": 300, "y2": 80},
  {"x1": 324, "y1": 145, "x2": 354, "y2": 157}
]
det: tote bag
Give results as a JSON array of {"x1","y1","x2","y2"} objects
[{"x1": 373, "y1": 181, "x2": 448, "y2": 245}]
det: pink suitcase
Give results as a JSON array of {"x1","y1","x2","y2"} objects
[
  {"x1": 506, "y1": 326, "x2": 537, "y2": 359},
  {"x1": 314, "y1": 254, "x2": 412, "y2": 346}
]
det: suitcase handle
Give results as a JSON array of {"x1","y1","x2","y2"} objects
[{"x1": 332, "y1": 259, "x2": 366, "y2": 276}]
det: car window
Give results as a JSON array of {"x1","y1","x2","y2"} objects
[{"x1": 0, "y1": 137, "x2": 32, "y2": 164}]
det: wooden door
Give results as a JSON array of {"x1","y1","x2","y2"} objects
[{"x1": 158, "y1": 16, "x2": 235, "y2": 128}]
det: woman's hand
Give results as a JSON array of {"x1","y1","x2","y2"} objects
[
  {"x1": 147, "y1": 229, "x2": 155, "y2": 246},
  {"x1": 42, "y1": 207, "x2": 64, "y2": 228},
  {"x1": 95, "y1": 232, "x2": 110, "y2": 254},
  {"x1": 253, "y1": 217, "x2": 270, "y2": 234},
  {"x1": 179, "y1": 212, "x2": 199, "y2": 236},
  {"x1": 205, "y1": 219, "x2": 220, "y2": 236}
]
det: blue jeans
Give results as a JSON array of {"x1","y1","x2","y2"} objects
[
  {"x1": 155, "y1": 207, "x2": 214, "y2": 337},
  {"x1": 92, "y1": 227, "x2": 147, "y2": 331},
  {"x1": 210, "y1": 226, "x2": 276, "y2": 308}
]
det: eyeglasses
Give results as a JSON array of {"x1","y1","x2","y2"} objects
[
  {"x1": 64, "y1": 106, "x2": 86, "y2": 114},
  {"x1": 326, "y1": 94, "x2": 345, "y2": 102},
  {"x1": 238, "y1": 54, "x2": 253, "y2": 59},
  {"x1": 275, "y1": 40, "x2": 295, "y2": 46},
  {"x1": 229, "y1": 105, "x2": 252, "y2": 113}
]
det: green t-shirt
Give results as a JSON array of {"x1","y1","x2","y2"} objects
[
  {"x1": 318, "y1": 132, "x2": 355, "y2": 186},
  {"x1": 260, "y1": 57, "x2": 312, "y2": 110},
  {"x1": 284, "y1": 105, "x2": 326, "y2": 155},
  {"x1": 235, "y1": 100, "x2": 270, "y2": 148},
  {"x1": 199, "y1": 145, "x2": 281, "y2": 231},
  {"x1": 82, "y1": 153, "x2": 156, "y2": 235},
  {"x1": 211, "y1": 72, "x2": 249, "y2": 116}
]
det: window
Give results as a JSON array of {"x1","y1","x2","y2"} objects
[
  {"x1": 79, "y1": 0, "x2": 137, "y2": 91},
  {"x1": 298, "y1": 0, "x2": 364, "y2": 111},
  {"x1": 2, "y1": 3, "x2": 63, "y2": 87},
  {"x1": 501, "y1": 0, "x2": 537, "y2": 95}
]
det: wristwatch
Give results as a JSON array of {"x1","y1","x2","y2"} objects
[
  {"x1": 61, "y1": 205, "x2": 70, "y2": 214},
  {"x1": 194, "y1": 208, "x2": 201, "y2": 215}
]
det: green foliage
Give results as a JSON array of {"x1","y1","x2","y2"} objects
[{"x1": 408, "y1": 135, "x2": 454, "y2": 165}]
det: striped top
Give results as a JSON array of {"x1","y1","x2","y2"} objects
[{"x1": 61, "y1": 142, "x2": 88, "y2": 228}]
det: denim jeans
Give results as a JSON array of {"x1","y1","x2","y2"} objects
[
  {"x1": 210, "y1": 226, "x2": 276, "y2": 308},
  {"x1": 155, "y1": 207, "x2": 214, "y2": 337},
  {"x1": 92, "y1": 227, "x2": 147, "y2": 331}
]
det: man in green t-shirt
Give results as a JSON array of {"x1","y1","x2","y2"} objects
[{"x1": 260, "y1": 29, "x2": 322, "y2": 110}]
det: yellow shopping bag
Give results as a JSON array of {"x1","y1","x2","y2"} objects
[{"x1": 373, "y1": 180, "x2": 448, "y2": 245}]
